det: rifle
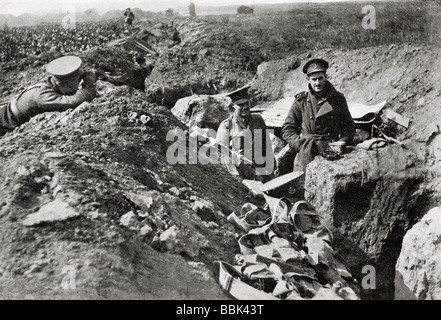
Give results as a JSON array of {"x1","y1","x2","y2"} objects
[{"x1": 188, "y1": 123, "x2": 253, "y2": 166}]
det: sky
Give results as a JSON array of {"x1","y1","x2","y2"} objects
[{"x1": 0, "y1": 0, "x2": 352, "y2": 16}]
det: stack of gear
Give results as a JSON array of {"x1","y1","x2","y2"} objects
[{"x1": 215, "y1": 195, "x2": 360, "y2": 300}]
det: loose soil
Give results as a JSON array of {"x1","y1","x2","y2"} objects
[{"x1": 1, "y1": 2, "x2": 440, "y2": 300}]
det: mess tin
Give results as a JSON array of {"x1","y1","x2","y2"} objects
[{"x1": 328, "y1": 141, "x2": 346, "y2": 154}]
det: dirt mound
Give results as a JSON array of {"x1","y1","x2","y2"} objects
[
  {"x1": 2, "y1": 2, "x2": 441, "y2": 300},
  {"x1": 0, "y1": 15, "x2": 271, "y2": 300},
  {"x1": 0, "y1": 80, "x2": 257, "y2": 299},
  {"x1": 144, "y1": 18, "x2": 266, "y2": 108}
]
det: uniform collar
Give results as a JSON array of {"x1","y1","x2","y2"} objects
[
  {"x1": 308, "y1": 81, "x2": 336, "y2": 118},
  {"x1": 308, "y1": 81, "x2": 337, "y2": 101},
  {"x1": 233, "y1": 111, "x2": 250, "y2": 129}
]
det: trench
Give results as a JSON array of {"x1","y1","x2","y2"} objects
[
  {"x1": 328, "y1": 173, "x2": 433, "y2": 300},
  {"x1": 158, "y1": 85, "x2": 436, "y2": 299},
  {"x1": 134, "y1": 20, "x2": 441, "y2": 299}
]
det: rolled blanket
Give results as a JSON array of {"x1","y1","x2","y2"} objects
[{"x1": 356, "y1": 138, "x2": 387, "y2": 150}]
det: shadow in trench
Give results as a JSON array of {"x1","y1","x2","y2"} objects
[{"x1": 331, "y1": 178, "x2": 432, "y2": 300}]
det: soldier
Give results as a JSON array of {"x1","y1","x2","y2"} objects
[
  {"x1": 0, "y1": 55, "x2": 97, "y2": 136},
  {"x1": 124, "y1": 8, "x2": 135, "y2": 26},
  {"x1": 281, "y1": 58, "x2": 356, "y2": 173},
  {"x1": 217, "y1": 98, "x2": 275, "y2": 182}
]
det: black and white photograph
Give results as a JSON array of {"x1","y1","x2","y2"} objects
[{"x1": 0, "y1": 0, "x2": 440, "y2": 304}]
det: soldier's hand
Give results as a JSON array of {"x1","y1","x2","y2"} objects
[
  {"x1": 82, "y1": 69, "x2": 97, "y2": 87},
  {"x1": 289, "y1": 137, "x2": 307, "y2": 153}
]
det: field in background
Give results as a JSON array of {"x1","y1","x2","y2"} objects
[
  {"x1": 1, "y1": 1, "x2": 439, "y2": 73},
  {"x1": 197, "y1": 1, "x2": 439, "y2": 58}
]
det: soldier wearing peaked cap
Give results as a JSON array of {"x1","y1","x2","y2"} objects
[
  {"x1": 280, "y1": 58, "x2": 356, "y2": 174},
  {"x1": 217, "y1": 98, "x2": 275, "y2": 182},
  {"x1": 0, "y1": 55, "x2": 97, "y2": 136}
]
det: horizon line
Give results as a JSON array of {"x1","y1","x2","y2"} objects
[{"x1": 0, "y1": 0, "x2": 387, "y2": 17}]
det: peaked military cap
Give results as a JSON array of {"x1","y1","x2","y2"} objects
[
  {"x1": 46, "y1": 56, "x2": 82, "y2": 80},
  {"x1": 303, "y1": 58, "x2": 329, "y2": 76},
  {"x1": 226, "y1": 84, "x2": 252, "y2": 103}
]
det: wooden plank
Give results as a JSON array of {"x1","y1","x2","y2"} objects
[
  {"x1": 259, "y1": 98, "x2": 294, "y2": 128},
  {"x1": 260, "y1": 171, "x2": 304, "y2": 192},
  {"x1": 383, "y1": 108, "x2": 410, "y2": 128},
  {"x1": 242, "y1": 179, "x2": 264, "y2": 196},
  {"x1": 250, "y1": 106, "x2": 267, "y2": 113}
]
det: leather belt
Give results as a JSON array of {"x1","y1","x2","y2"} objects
[{"x1": 302, "y1": 133, "x2": 334, "y2": 141}]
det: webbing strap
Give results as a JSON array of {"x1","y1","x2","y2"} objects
[
  {"x1": 9, "y1": 83, "x2": 46, "y2": 118},
  {"x1": 15, "y1": 83, "x2": 45, "y2": 102},
  {"x1": 215, "y1": 261, "x2": 279, "y2": 300}
]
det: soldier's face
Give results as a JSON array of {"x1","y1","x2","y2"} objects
[
  {"x1": 55, "y1": 75, "x2": 81, "y2": 95},
  {"x1": 234, "y1": 103, "x2": 251, "y2": 118},
  {"x1": 307, "y1": 72, "x2": 327, "y2": 93}
]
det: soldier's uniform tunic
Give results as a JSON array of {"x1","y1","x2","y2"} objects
[
  {"x1": 281, "y1": 81, "x2": 356, "y2": 172},
  {"x1": 217, "y1": 112, "x2": 274, "y2": 182}
]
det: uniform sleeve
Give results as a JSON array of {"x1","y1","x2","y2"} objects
[
  {"x1": 337, "y1": 94, "x2": 356, "y2": 144},
  {"x1": 281, "y1": 100, "x2": 303, "y2": 148},
  {"x1": 216, "y1": 120, "x2": 230, "y2": 148},
  {"x1": 36, "y1": 86, "x2": 96, "y2": 112},
  {"x1": 216, "y1": 119, "x2": 233, "y2": 165}
]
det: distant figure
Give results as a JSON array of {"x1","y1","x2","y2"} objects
[
  {"x1": 188, "y1": 2, "x2": 196, "y2": 17},
  {"x1": 124, "y1": 8, "x2": 135, "y2": 26},
  {"x1": 0, "y1": 56, "x2": 97, "y2": 136}
]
